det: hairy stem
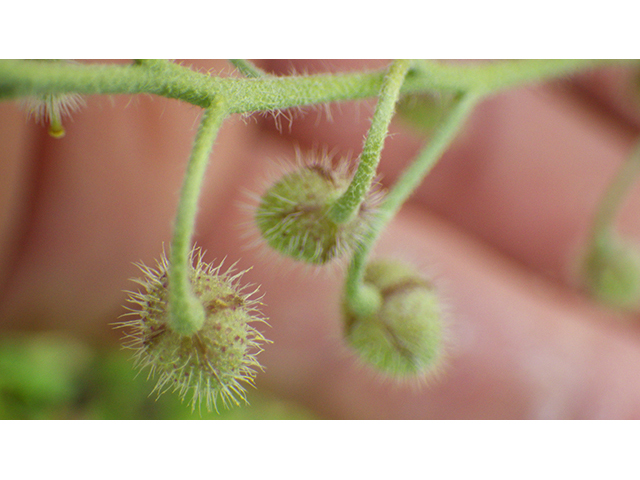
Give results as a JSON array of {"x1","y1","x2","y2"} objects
[
  {"x1": 168, "y1": 103, "x2": 228, "y2": 336},
  {"x1": 380, "y1": 91, "x2": 481, "y2": 223},
  {"x1": 408, "y1": 59, "x2": 619, "y2": 94},
  {"x1": 0, "y1": 59, "x2": 384, "y2": 111},
  {"x1": 228, "y1": 59, "x2": 267, "y2": 78},
  {"x1": 329, "y1": 60, "x2": 411, "y2": 224},
  {"x1": 1, "y1": 59, "x2": 616, "y2": 114},
  {"x1": 343, "y1": 91, "x2": 481, "y2": 317}
]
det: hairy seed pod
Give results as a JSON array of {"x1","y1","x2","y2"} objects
[
  {"x1": 582, "y1": 233, "x2": 640, "y2": 311},
  {"x1": 254, "y1": 152, "x2": 381, "y2": 264},
  {"x1": 116, "y1": 248, "x2": 269, "y2": 411},
  {"x1": 343, "y1": 259, "x2": 444, "y2": 378}
]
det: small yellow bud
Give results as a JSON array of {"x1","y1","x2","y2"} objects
[{"x1": 22, "y1": 91, "x2": 85, "y2": 139}]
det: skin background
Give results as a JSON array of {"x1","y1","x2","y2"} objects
[{"x1": 1, "y1": 59, "x2": 640, "y2": 419}]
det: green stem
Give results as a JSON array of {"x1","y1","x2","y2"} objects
[
  {"x1": 408, "y1": 59, "x2": 618, "y2": 94},
  {"x1": 1, "y1": 59, "x2": 617, "y2": 115},
  {"x1": 381, "y1": 91, "x2": 481, "y2": 223},
  {"x1": 589, "y1": 138, "x2": 640, "y2": 244},
  {"x1": 343, "y1": 90, "x2": 481, "y2": 316},
  {"x1": 0, "y1": 59, "x2": 385, "y2": 111},
  {"x1": 329, "y1": 60, "x2": 411, "y2": 224},
  {"x1": 168, "y1": 103, "x2": 228, "y2": 336},
  {"x1": 228, "y1": 59, "x2": 267, "y2": 78}
]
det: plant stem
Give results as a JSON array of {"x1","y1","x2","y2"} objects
[
  {"x1": 0, "y1": 59, "x2": 385, "y2": 111},
  {"x1": 329, "y1": 59, "x2": 411, "y2": 224},
  {"x1": 589, "y1": 138, "x2": 640, "y2": 243},
  {"x1": 168, "y1": 103, "x2": 228, "y2": 336},
  {"x1": 343, "y1": 90, "x2": 481, "y2": 316},
  {"x1": 2, "y1": 60, "x2": 617, "y2": 116},
  {"x1": 381, "y1": 91, "x2": 481, "y2": 223},
  {"x1": 408, "y1": 59, "x2": 618, "y2": 94},
  {"x1": 228, "y1": 60, "x2": 267, "y2": 78}
]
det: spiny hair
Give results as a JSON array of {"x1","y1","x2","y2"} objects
[
  {"x1": 115, "y1": 247, "x2": 269, "y2": 412},
  {"x1": 253, "y1": 148, "x2": 384, "y2": 265}
]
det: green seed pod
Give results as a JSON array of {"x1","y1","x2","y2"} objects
[
  {"x1": 396, "y1": 91, "x2": 455, "y2": 136},
  {"x1": 116, "y1": 249, "x2": 269, "y2": 411},
  {"x1": 254, "y1": 152, "x2": 381, "y2": 264},
  {"x1": 582, "y1": 233, "x2": 640, "y2": 311},
  {"x1": 343, "y1": 259, "x2": 444, "y2": 378}
]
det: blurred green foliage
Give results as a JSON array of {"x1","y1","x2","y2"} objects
[{"x1": 0, "y1": 332, "x2": 317, "y2": 420}]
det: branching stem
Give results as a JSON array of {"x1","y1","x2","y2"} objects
[
  {"x1": 3, "y1": 58, "x2": 635, "y2": 325},
  {"x1": 0, "y1": 59, "x2": 616, "y2": 113},
  {"x1": 343, "y1": 90, "x2": 481, "y2": 317}
]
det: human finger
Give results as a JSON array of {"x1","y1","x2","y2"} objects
[
  {"x1": 256, "y1": 60, "x2": 640, "y2": 296},
  {"x1": 0, "y1": 60, "x2": 256, "y2": 338}
]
